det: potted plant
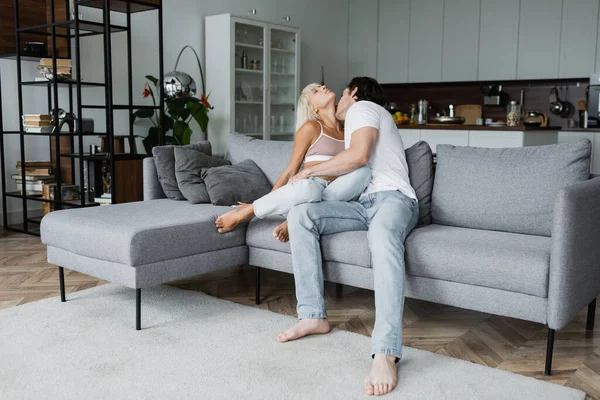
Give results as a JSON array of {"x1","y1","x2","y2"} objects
[{"x1": 134, "y1": 75, "x2": 212, "y2": 154}]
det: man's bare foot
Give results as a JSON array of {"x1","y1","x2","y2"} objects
[
  {"x1": 364, "y1": 354, "x2": 398, "y2": 396},
  {"x1": 275, "y1": 318, "x2": 331, "y2": 343},
  {"x1": 273, "y1": 221, "x2": 289, "y2": 243},
  {"x1": 215, "y1": 206, "x2": 254, "y2": 233}
]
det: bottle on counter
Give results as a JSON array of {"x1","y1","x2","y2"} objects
[
  {"x1": 418, "y1": 100, "x2": 428, "y2": 125},
  {"x1": 409, "y1": 104, "x2": 418, "y2": 125},
  {"x1": 507, "y1": 101, "x2": 521, "y2": 126}
]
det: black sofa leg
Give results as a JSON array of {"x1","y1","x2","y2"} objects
[
  {"x1": 545, "y1": 328, "x2": 555, "y2": 376},
  {"x1": 587, "y1": 298, "x2": 597, "y2": 331},
  {"x1": 136, "y1": 289, "x2": 141, "y2": 331},
  {"x1": 336, "y1": 283, "x2": 343, "y2": 298},
  {"x1": 58, "y1": 266, "x2": 66, "y2": 302},
  {"x1": 255, "y1": 267, "x2": 261, "y2": 305}
]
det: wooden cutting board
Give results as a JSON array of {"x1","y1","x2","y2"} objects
[{"x1": 455, "y1": 104, "x2": 482, "y2": 125}]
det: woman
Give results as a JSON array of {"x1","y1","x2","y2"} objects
[{"x1": 215, "y1": 83, "x2": 371, "y2": 240}]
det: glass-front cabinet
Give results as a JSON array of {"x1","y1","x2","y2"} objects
[{"x1": 206, "y1": 14, "x2": 300, "y2": 155}]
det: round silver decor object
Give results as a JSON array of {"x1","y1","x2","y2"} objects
[{"x1": 163, "y1": 71, "x2": 196, "y2": 99}]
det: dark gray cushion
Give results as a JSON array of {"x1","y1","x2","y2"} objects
[
  {"x1": 432, "y1": 139, "x2": 592, "y2": 236},
  {"x1": 202, "y1": 159, "x2": 272, "y2": 206},
  {"x1": 174, "y1": 147, "x2": 231, "y2": 204},
  {"x1": 405, "y1": 141, "x2": 434, "y2": 226},
  {"x1": 225, "y1": 134, "x2": 293, "y2": 186},
  {"x1": 152, "y1": 142, "x2": 212, "y2": 200}
]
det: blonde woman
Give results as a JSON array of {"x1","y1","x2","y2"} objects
[{"x1": 215, "y1": 83, "x2": 371, "y2": 239}]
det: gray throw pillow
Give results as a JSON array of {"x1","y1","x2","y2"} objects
[
  {"x1": 174, "y1": 147, "x2": 231, "y2": 204},
  {"x1": 202, "y1": 159, "x2": 272, "y2": 206},
  {"x1": 405, "y1": 141, "x2": 434, "y2": 226},
  {"x1": 431, "y1": 139, "x2": 591, "y2": 236},
  {"x1": 152, "y1": 142, "x2": 212, "y2": 200}
]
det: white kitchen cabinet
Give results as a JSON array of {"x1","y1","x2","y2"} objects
[
  {"x1": 408, "y1": 0, "x2": 443, "y2": 83},
  {"x1": 442, "y1": 0, "x2": 481, "y2": 82},
  {"x1": 559, "y1": 0, "x2": 599, "y2": 78},
  {"x1": 398, "y1": 129, "x2": 421, "y2": 148},
  {"x1": 377, "y1": 0, "x2": 410, "y2": 83},
  {"x1": 420, "y1": 130, "x2": 469, "y2": 152},
  {"x1": 560, "y1": 131, "x2": 596, "y2": 173},
  {"x1": 349, "y1": 0, "x2": 379, "y2": 79},
  {"x1": 478, "y1": 0, "x2": 519, "y2": 80},
  {"x1": 517, "y1": 0, "x2": 563, "y2": 79},
  {"x1": 468, "y1": 131, "x2": 523, "y2": 148}
]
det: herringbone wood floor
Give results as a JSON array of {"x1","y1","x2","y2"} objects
[{"x1": 1, "y1": 229, "x2": 599, "y2": 399}]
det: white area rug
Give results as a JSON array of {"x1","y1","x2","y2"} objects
[{"x1": 0, "y1": 284, "x2": 585, "y2": 400}]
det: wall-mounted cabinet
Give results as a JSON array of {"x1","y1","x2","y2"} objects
[
  {"x1": 442, "y1": 0, "x2": 480, "y2": 82},
  {"x1": 354, "y1": 0, "x2": 600, "y2": 84},
  {"x1": 377, "y1": 0, "x2": 410, "y2": 83},
  {"x1": 477, "y1": 0, "x2": 519, "y2": 81},
  {"x1": 408, "y1": 0, "x2": 444, "y2": 83}
]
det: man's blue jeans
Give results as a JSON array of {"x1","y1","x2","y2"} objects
[{"x1": 287, "y1": 190, "x2": 419, "y2": 360}]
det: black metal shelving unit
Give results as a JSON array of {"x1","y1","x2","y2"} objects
[{"x1": 0, "y1": 0, "x2": 164, "y2": 236}]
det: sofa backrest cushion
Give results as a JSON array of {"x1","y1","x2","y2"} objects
[
  {"x1": 431, "y1": 139, "x2": 592, "y2": 236},
  {"x1": 405, "y1": 141, "x2": 434, "y2": 226},
  {"x1": 225, "y1": 133, "x2": 293, "y2": 186},
  {"x1": 152, "y1": 142, "x2": 212, "y2": 200}
]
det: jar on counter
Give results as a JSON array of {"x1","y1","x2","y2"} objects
[
  {"x1": 507, "y1": 101, "x2": 521, "y2": 126},
  {"x1": 409, "y1": 104, "x2": 418, "y2": 125}
]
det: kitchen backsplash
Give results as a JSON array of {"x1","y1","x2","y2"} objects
[{"x1": 382, "y1": 78, "x2": 587, "y2": 128}]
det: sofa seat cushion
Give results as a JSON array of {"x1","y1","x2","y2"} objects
[
  {"x1": 41, "y1": 199, "x2": 246, "y2": 267},
  {"x1": 246, "y1": 216, "x2": 371, "y2": 267},
  {"x1": 405, "y1": 224, "x2": 552, "y2": 298}
]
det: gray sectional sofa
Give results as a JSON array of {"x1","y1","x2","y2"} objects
[{"x1": 40, "y1": 133, "x2": 600, "y2": 376}]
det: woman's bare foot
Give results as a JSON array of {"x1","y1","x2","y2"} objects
[
  {"x1": 275, "y1": 318, "x2": 331, "y2": 343},
  {"x1": 215, "y1": 206, "x2": 254, "y2": 233},
  {"x1": 364, "y1": 354, "x2": 398, "y2": 396},
  {"x1": 273, "y1": 221, "x2": 289, "y2": 243}
]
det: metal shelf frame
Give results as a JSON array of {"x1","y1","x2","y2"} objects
[{"x1": 0, "y1": 0, "x2": 164, "y2": 235}]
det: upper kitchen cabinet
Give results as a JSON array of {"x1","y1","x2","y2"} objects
[
  {"x1": 348, "y1": 0, "x2": 379, "y2": 79},
  {"x1": 377, "y1": 0, "x2": 410, "y2": 83},
  {"x1": 560, "y1": 0, "x2": 599, "y2": 78},
  {"x1": 408, "y1": 0, "x2": 444, "y2": 83},
  {"x1": 517, "y1": 0, "x2": 563, "y2": 79},
  {"x1": 478, "y1": 0, "x2": 520, "y2": 80},
  {"x1": 442, "y1": 0, "x2": 481, "y2": 82}
]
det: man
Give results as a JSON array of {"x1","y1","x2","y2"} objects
[{"x1": 275, "y1": 77, "x2": 419, "y2": 396}]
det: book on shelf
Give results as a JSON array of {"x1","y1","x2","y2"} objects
[
  {"x1": 94, "y1": 196, "x2": 112, "y2": 205},
  {"x1": 17, "y1": 167, "x2": 52, "y2": 176},
  {"x1": 23, "y1": 120, "x2": 54, "y2": 127},
  {"x1": 16, "y1": 160, "x2": 52, "y2": 169},
  {"x1": 16, "y1": 182, "x2": 44, "y2": 193},
  {"x1": 23, "y1": 114, "x2": 52, "y2": 122},
  {"x1": 11, "y1": 174, "x2": 55, "y2": 182},
  {"x1": 39, "y1": 58, "x2": 72, "y2": 68},
  {"x1": 23, "y1": 126, "x2": 55, "y2": 133}
]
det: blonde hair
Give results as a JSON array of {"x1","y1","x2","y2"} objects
[{"x1": 295, "y1": 83, "x2": 322, "y2": 132}]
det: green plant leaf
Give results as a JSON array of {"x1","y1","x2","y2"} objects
[
  {"x1": 133, "y1": 108, "x2": 155, "y2": 119},
  {"x1": 173, "y1": 120, "x2": 193, "y2": 145},
  {"x1": 188, "y1": 102, "x2": 209, "y2": 132},
  {"x1": 164, "y1": 135, "x2": 179, "y2": 145},
  {"x1": 142, "y1": 126, "x2": 161, "y2": 154},
  {"x1": 145, "y1": 75, "x2": 158, "y2": 86},
  {"x1": 163, "y1": 116, "x2": 174, "y2": 132}
]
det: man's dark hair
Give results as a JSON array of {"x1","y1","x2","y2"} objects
[{"x1": 347, "y1": 76, "x2": 385, "y2": 106}]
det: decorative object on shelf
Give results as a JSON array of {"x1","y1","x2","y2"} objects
[
  {"x1": 23, "y1": 42, "x2": 46, "y2": 57},
  {"x1": 37, "y1": 58, "x2": 73, "y2": 82},
  {"x1": 134, "y1": 75, "x2": 212, "y2": 154},
  {"x1": 53, "y1": 108, "x2": 77, "y2": 133},
  {"x1": 163, "y1": 45, "x2": 206, "y2": 100},
  {"x1": 101, "y1": 156, "x2": 112, "y2": 196}
]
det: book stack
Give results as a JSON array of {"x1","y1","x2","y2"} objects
[
  {"x1": 36, "y1": 58, "x2": 72, "y2": 82},
  {"x1": 22, "y1": 114, "x2": 54, "y2": 133},
  {"x1": 13, "y1": 161, "x2": 54, "y2": 198}
]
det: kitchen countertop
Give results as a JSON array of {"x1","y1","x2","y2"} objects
[
  {"x1": 559, "y1": 127, "x2": 600, "y2": 132},
  {"x1": 395, "y1": 124, "x2": 561, "y2": 131}
]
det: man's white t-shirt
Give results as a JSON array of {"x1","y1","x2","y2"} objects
[{"x1": 344, "y1": 101, "x2": 417, "y2": 201}]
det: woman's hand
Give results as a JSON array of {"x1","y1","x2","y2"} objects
[
  {"x1": 235, "y1": 202, "x2": 252, "y2": 209},
  {"x1": 288, "y1": 169, "x2": 310, "y2": 185}
]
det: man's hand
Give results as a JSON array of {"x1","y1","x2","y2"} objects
[{"x1": 288, "y1": 169, "x2": 310, "y2": 184}]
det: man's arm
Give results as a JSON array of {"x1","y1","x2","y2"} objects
[{"x1": 291, "y1": 127, "x2": 378, "y2": 181}]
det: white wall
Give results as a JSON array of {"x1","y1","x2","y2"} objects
[{"x1": 0, "y1": 0, "x2": 351, "y2": 223}]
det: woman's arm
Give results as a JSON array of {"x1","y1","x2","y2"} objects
[{"x1": 271, "y1": 121, "x2": 319, "y2": 191}]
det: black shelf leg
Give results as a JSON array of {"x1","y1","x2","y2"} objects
[
  {"x1": 587, "y1": 298, "x2": 597, "y2": 331},
  {"x1": 255, "y1": 267, "x2": 261, "y2": 305},
  {"x1": 545, "y1": 328, "x2": 555, "y2": 376},
  {"x1": 59, "y1": 266, "x2": 66, "y2": 302},
  {"x1": 136, "y1": 289, "x2": 141, "y2": 331}
]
